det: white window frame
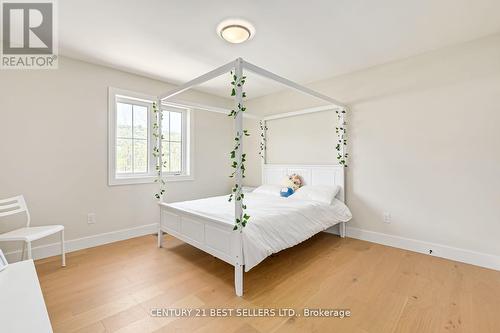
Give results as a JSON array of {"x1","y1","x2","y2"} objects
[
  {"x1": 161, "y1": 106, "x2": 190, "y2": 177},
  {"x1": 108, "y1": 87, "x2": 194, "y2": 186}
]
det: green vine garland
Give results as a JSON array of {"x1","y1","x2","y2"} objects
[
  {"x1": 228, "y1": 71, "x2": 250, "y2": 230},
  {"x1": 335, "y1": 109, "x2": 348, "y2": 167},
  {"x1": 152, "y1": 102, "x2": 167, "y2": 199},
  {"x1": 259, "y1": 120, "x2": 268, "y2": 159}
]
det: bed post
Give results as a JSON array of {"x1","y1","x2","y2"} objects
[
  {"x1": 158, "y1": 210, "x2": 163, "y2": 248},
  {"x1": 260, "y1": 120, "x2": 267, "y2": 183},
  {"x1": 157, "y1": 97, "x2": 164, "y2": 248},
  {"x1": 340, "y1": 222, "x2": 347, "y2": 238},
  {"x1": 235, "y1": 232, "x2": 244, "y2": 296},
  {"x1": 234, "y1": 58, "x2": 244, "y2": 296}
]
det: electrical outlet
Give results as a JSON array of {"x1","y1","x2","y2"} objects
[
  {"x1": 87, "y1": 213, "x2": 96, "y2": 224},
  {"x1": 383, "y1": 212, "x2": 392, "y2": 223}
]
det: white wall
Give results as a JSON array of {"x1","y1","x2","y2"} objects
[
  {"x1": 0, "y1": 56, "x2": 238, "y2": 258},
  {"x1": 2, "y1": 35, "x2": 498, "y2": 267},
  {"x1": 247, "y1": 34, "x2": 500, "y2": 259}
]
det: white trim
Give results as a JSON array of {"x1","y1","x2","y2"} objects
[
  {"x1": 242, "y1": 59, "x2": 346, "y2": 108},
  {"x1": 108, "y1": 174, "x2": 195, "y2": 186},
  {"x1": 108, "y1": 87, "x2": 119, "y2": 185},
  {"x1": 109, "y1": 87, "x2": 155, "y2": 103},
  {"x1": 108, "y1": 87, "x2": 155, "y2": 186},
  {"x1": 262, "y1": 105, "x2": 339, "y2": 121},
  {"x1": 159, "y1": 106, "x2": 192, "y2": 177},
  {"x1": 324, "y1": 227, "x2": 500, "y2": 271},
  {"x1": 108, "y1": 87, "x2": 194, "y2": 186},
  {"x1": 160, "y1": 60, "x2": 237, "y2": 101},
  {"x1": 162, "y1": 99, "x2": 259, "y2": 119},
  {"x1": 159, "y1": 57, "x2": 347, "y2": 115},
  {"x1": 2, "y1": 223, "x2": 158, "y2": 263}
]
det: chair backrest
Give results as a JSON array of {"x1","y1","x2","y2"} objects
[{"x1": 0, "y1": 195, "x2": 30, "y2": 227}]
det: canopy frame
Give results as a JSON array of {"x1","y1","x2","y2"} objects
[{"x1": 156, "y1": 58, "x2": 348, "y2": 295}]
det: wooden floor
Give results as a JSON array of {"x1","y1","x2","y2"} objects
[{"x1": 35, "y1": 233, "x2": 500, "y2": 333}]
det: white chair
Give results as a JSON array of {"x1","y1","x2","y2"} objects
[{"x1": 0, "y1": 195, "x2": 65, "y2": 266}]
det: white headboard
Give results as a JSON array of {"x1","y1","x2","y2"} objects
[{"x1": 262, "y1": 164, "x2": 345, "y2": 202}]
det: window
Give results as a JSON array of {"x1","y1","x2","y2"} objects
[
  {"x1": 108, "y1": 88, "x2": 192, "y2": 185},
  {"x1": 116, "y1": 99, "x2": 150, "y2": 175},
  {"x1": 162, "y1": 109, "x2": 184, "y2": 174}
]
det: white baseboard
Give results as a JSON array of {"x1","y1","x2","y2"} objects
[
  {"x1": 326, "y1": 226, "x2": 500, "y2": 271},
  {"x1": 3, "y1": 223, "x2": 158, "y2": 263},
  {"x1": 4, "y1": 222, "x2": 498, "y2": 272}
]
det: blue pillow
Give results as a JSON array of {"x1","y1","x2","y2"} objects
[{"x1": 280, "y1": 187, "x2": 294, "y2": 197}]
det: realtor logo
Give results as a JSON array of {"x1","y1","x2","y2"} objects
[{"x1": 1, "y1": 0, "x2": 58, "y2": 69}]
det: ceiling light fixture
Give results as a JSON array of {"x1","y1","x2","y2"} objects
[{"x1": 217, "y1": 19, "x2": 255, "y2": 44}]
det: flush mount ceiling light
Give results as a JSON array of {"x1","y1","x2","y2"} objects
[{"x1": 217, "y1": 19, "x2": 255, "y2": 44}]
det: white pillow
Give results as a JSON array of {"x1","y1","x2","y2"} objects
[
  {"x1": 253, "y1": 184, "x2": 282, "y2": 197},
  {"x1": 291, "y1": 185, "x2": 341, "y2": 204}
]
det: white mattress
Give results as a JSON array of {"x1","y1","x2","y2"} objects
[{"x1": 169, "y1": 192, "x2": 352, "y2": 271}]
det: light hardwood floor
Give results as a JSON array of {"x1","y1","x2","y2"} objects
[{"x1": 35, "y1": 233, "x2": 500, "y2": 333}]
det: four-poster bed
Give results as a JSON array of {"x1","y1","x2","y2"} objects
[{"x1": 156, "y1": 58, "x2": 350, "y2": 296}]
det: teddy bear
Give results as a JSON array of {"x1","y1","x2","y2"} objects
[{"x1": 280, "y1": 174, "x2": 303, "y2": 197}]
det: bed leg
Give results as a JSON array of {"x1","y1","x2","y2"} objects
[
  {"x1": 157, "y1": 227, "x2": 163, "y2": 248},
  {"x1": 340, "y1": 222, "x2": 347, "y2": 238},
  {"x1": 235, "y1": 264, "x2": 243, "y2": 296}
]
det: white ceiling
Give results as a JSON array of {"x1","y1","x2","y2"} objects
[{"x1": 59, "y1": 0, "x2": 500, "y2": 99}]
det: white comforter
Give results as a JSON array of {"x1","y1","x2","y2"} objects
[{"x1": 169, "y1": 193, "x2": 352, "y2": 271}]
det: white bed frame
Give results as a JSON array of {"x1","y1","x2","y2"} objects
[
  {"x1": 156, "y1": 58, "x2": 348, "y2": 296},
  {"x1": 158, "y1": 164, "x2": 346, "y2": 296}
]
